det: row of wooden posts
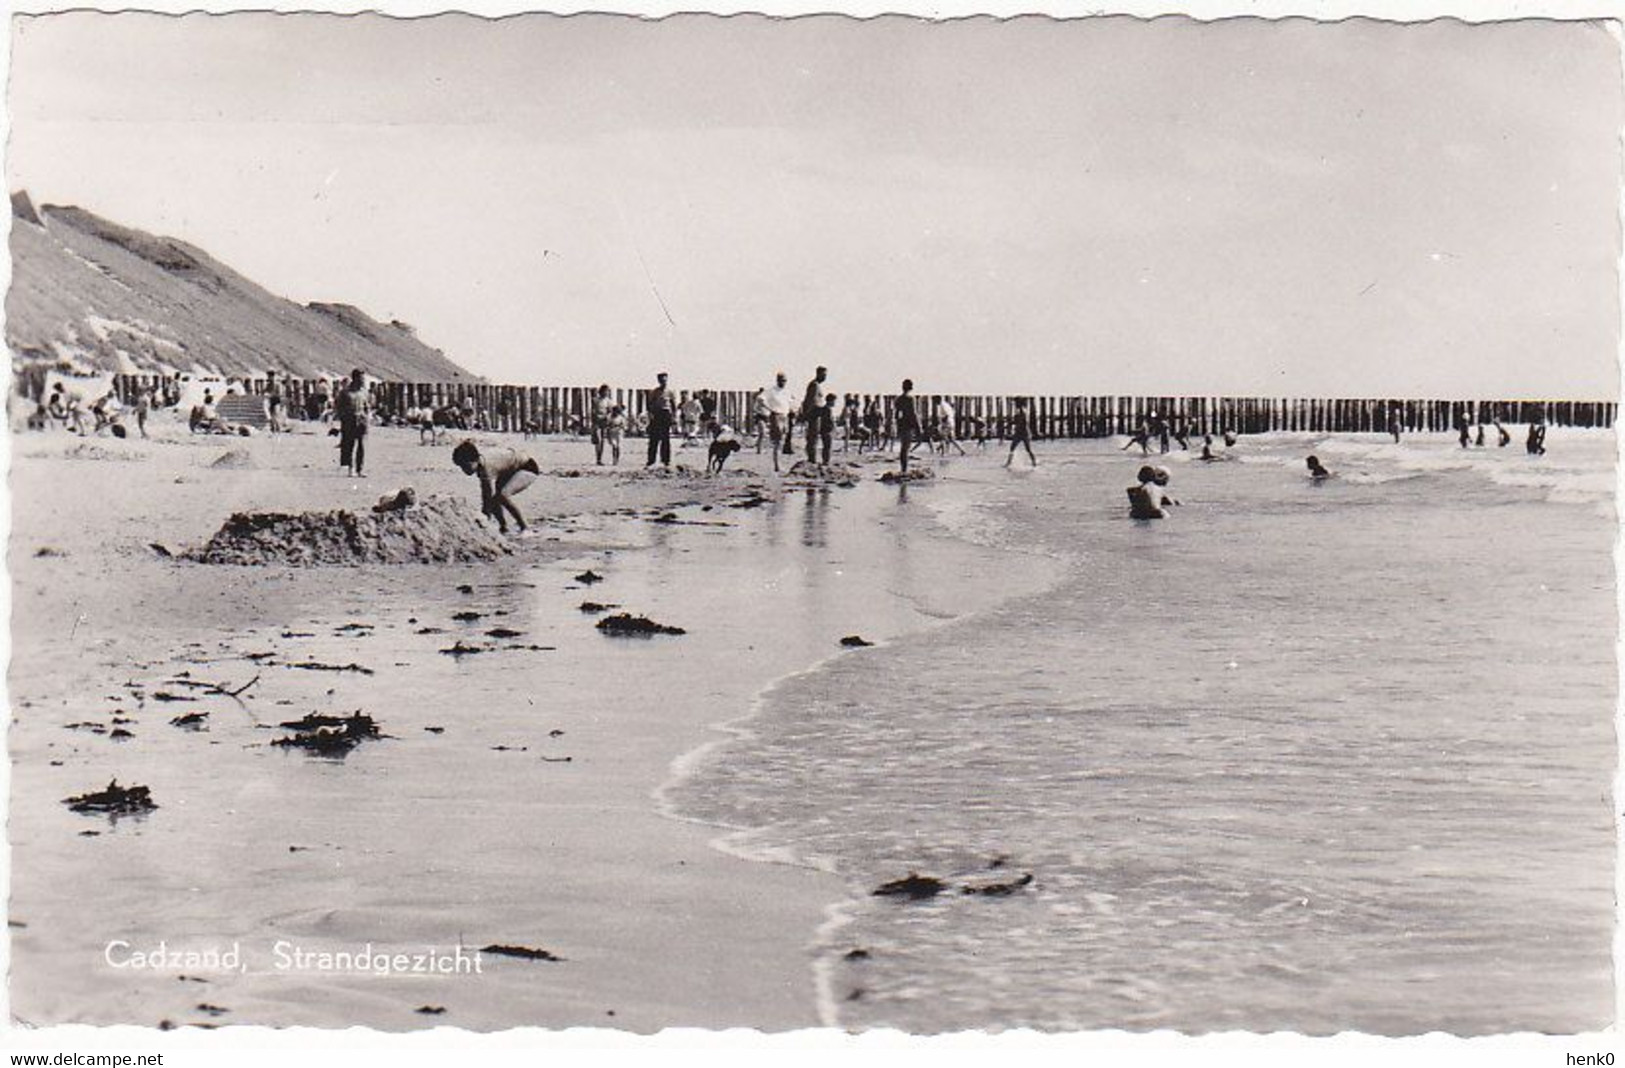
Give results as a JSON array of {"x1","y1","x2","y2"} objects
[{"x1": 108, "y1": 374, "x2": 1618, "y2": 439}]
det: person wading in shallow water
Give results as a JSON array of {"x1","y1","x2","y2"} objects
[
  {"x1": 335, "y1": 368, "x2": 372, "y2": 477},
  {"x1": 1127, "y1": 464, "x2": 1178, "y2": 519}
]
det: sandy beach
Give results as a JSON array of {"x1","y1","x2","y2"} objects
[{"x1": 6, "y1": 417, "x2": 1059, "y2": 1030}]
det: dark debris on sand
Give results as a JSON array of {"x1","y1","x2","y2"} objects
[
  {"x1": 839, "y1": 635, "x2": 874, "y2": 647},
  {"x1": 574, "y1": 570, "x2": 605, "y2": 585},
  {"x1": 282, "y1": 660, "x2": 375, "y2": 675},
  {"x1": 962, "y1": 873, "x2": 1035, "y2": 896},
  {"x1": 879, "y1": 468, "x2": 936, "y2": 484},
  {"x1": 578, "y1": 601, "x2": 619, "y2": 613},
  {"x1": 485, "y1": 627, "x2": 525, "y2": 639},
  {"x1": 64, "y1": 779, "x2": 158, "y2": 815},
  {"x1": 873, "y1": 869, "x2": 1035, "y2": 900},
  {"x1": 596, "y1": 613, "x2": 686, "y2": 637},
  {"x1": 873, "y1": 873, "x2": 948, "y2": 900},
  {"x1": 481, "y1": 944, "x2": 565, "y2": 962},
  {"x1": 271, "y1": 712, "x2": 383, "y2": 757}
]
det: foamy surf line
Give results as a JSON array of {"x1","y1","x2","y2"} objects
[{"x1": 650, "y1": 473, "x2": 1070, "y2": 1000}]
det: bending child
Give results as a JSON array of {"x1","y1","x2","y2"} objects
[{"x1": 453, "y1": 440, "x2": 541, "y2": 534}]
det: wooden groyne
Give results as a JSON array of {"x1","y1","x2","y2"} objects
[{"x1": 102, "y1": 373, "x2": 1618, "y2": 439}]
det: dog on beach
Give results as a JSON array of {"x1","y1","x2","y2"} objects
[{"x1": 707, "y1": 437, "x2": 742, "y2": 473}]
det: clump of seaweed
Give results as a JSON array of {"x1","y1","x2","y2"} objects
[
  {"x1": 271, "y1": 712, "x2": 383, "y2": 757},
  {"x1": 64, "y1": 779, "x2": 158, "y2": 815},
  {"x1": 481, "y1": 944, "x2": 565, "y2": 962},
  {"x1": 595, "y1": 613, "x2": 686, "y2": 637}
]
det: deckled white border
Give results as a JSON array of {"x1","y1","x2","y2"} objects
[{"x1": 0, "y1": 3, "x2": 1619, "y2": 1064}]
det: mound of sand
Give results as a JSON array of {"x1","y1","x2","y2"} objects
[
  {"x1": 783, "y1": 460, "x2": 861, "y2": 488},
  {"x1": 209, "y1": 449, "x2": 256, "y2": 469},
  {"x1": 185, "y1": 495, "x2": 512, "y2": 566},
  {"x1": 36, "y1": 443, "x2": 146, "y2": 463}
]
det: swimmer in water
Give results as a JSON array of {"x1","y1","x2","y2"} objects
[
  {"x1": 1223, "y1": 430, "x2": 1237, "y2": 448},
  {"x1": 1127, "y1": 465, "x2": 1179, "y2": 519},
  {"x1": 1120, "y1": 419, "x2": 1152, "y2": 455},
  {"x1": 1306, "y1": 455, "x2": 1332, "y2": 480},
  {"x1": 453, "y1": 439, "x2": 541, "y2": 534}
]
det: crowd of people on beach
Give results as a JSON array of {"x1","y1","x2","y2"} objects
[{"x1": 16, "y1": 360, "x2": 1572, "y2": 531}]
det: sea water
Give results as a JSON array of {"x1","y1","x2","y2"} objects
[{"x1": 667, "y1": 431, "x2": 1617, "y2": 1034}]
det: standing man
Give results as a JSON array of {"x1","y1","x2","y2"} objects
[
  {"x1": 335, "y1": 368, "x2": 372, "y2": 477},
  {"x1": 896, "y1": 378, "x2": 922, "y2": 475},
  {"x1": 801, "y1": 366, "x2": 828, "y2": 438},
  {"x1": 763, "y1": 371, "x2": 794, "y2": 473},
  {"x1": 750, "y1": 388, "x2": 771, "y2": 453},
  {"x1": 646, "y1": 372, "x2": 677, "y2": 468},
  {"x1": 803, "y1": 368, "x2": 831, "y2": 465},
  {"x1": 265, "y1": 369, "x2": 286, "y2": 434}
]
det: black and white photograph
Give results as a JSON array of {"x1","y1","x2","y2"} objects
[{"x1": 2, "y1": 4, "x2": 1618, "y2": 1061}]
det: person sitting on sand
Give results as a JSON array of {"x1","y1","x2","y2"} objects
[
  {"x1": 45, "y1": 384, "x2": 70, "y2": 429},
  {"x1": 1127, "y1": 465, "x2": 1179, "y2": 519},
  {"x1": 1199, "y1": 434, "x2": 1226, "y2": 462},
  {"x1": 453, "y1": 440, "x2": 540, "y2": 535},
  {"x1": 191, "y1": 390, "x2": 227, "y2": 435},
  {"x1": 1306, "y1": 455, "x2": 1332, "y2": 481},
  {"x1": 1005, "y1": 397, "x2": 1037, "y2": 468}
]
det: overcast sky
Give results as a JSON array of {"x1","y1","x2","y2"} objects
[{"x1": 7, "y1": 13, "x2": 1621, "y2": 396}]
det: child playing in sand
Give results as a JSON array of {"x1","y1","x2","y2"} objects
[
  {"x1": 1307, "y1": 455, "x2": 1333, "y2": 480},
  {"x1": 453, "y1": 440, "x2": 541, "y2": 534},
  {"x1": 1127, "y1": 465, "x2": 1179, "y2": 519}
]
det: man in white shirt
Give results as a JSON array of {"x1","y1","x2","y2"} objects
[
  {"x1": 763, "y1": 371, "x2": 794, "y2": 473},
  {"x1": 935, "y1": 397, "x2": 967, "y2": 455}
]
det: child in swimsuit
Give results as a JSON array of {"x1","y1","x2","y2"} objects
[{"x1": 453, "y1": 440, "x2": 541, "y2": 534}]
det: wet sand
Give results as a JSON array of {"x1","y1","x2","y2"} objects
[{"x1": 7, "y1": 420, "x2": 1057, "y2": 1029}]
